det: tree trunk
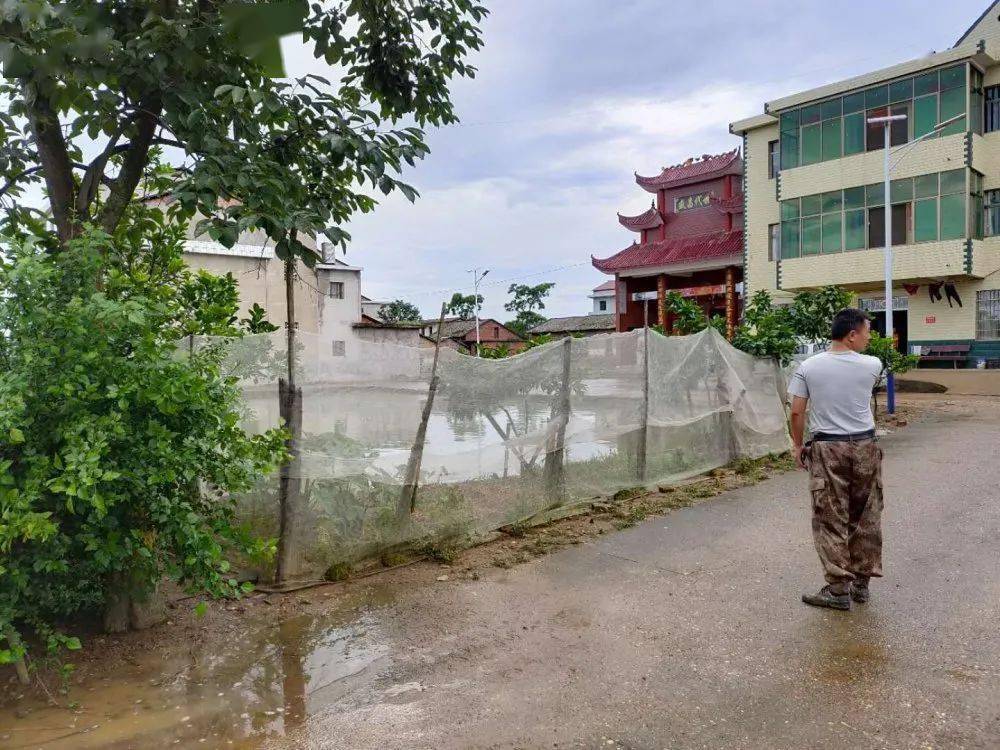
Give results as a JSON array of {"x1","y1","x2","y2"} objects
[
  {"x1": 275, "y1": 259, "x2": 304, "y2": 583},
  {"x1": 23, "y1": 82, "x2": 77, "y2": 247}
]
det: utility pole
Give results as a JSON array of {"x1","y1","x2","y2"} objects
[
  {"x1": 866, "y1": 111, "x2": 962, "y2": 414},
  {"x1": 468, "y1": 267, "x2": 489, "y2": 355}
]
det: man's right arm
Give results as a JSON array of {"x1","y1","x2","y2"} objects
[{"x1": 790, "y1": 396, "x2": 809, "y2": 469}]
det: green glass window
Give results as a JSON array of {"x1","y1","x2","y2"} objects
[
  {"x1": 780, "y1": 198, "x2": 800, "y2": 220},
  {"x1": 801, "y1": 123, "x2": 822, "y2": 165},
  {"x1": 940, "y1": 168, "x2": 965, "y2": 195},
  {"x1": 914, "y1": 70, "x2": 938, "y2": 96},
  {"x1": 844, "y1": 209, "x2": 866, "y2": 250},
  {"x1": 843, "y1": 91, "x2": 866, "y2": 114},
  {"x1": 800, "y1": 103, "x2": 822, "y2": 125},
  {"x1": 939, "y1": 86, "x2": 966, "y2": 134},
  {"x1": 821, "y1": 98, "x2": 842, "y2": 119},
  {"x1": 939, "y1": 64, "x2": 965, "y2": 91},
  {"x1": 940, "y1": 193, "x2": 965, "y2": 239},
  {"x1": 780, "y1": 110, "x2": 800, "y2": 132},
  {"x1": 914, "y1": 198, "x2": 937, "y2": 242},
  {"x1": 843, "y1": 112, "x2": 864, "y2": 154},
  {"x1": 821, "y1": 190, "x2": 842, "y2": 213},
  {"x1": 866, "y1": 85, "x2": 888, "y2": 108},
  {"x1": 781, "y1": 220, "x2": 800, "y2": 258},
  {"x1": 801, "y1": 216, "x2": 822, "y2": 255},
  {"x1": 821, "y1": 212, "x2": 842, "y2": 253},
  {"x1": 780, "y1": 134, "x2": 799, "y2": 170},
  {"x1": 913, "y1": 94, "x2": 938, "y2": 138},
  {"x1": 889, "y1": 78, "x2": 913, "y2": 103},
  {"x1": 800, "y1": 194, "x2": 822, "y2": 216},
  {"x1": 843, "y1": 186, "x2": 865, "y2": 210},
  {"x1": 821, "y1": 118, "x2": 842, "y2": 160},
  {"x1": 866, "y1": 183, "x2": 884, "y2": 206},
  {"x1": 890, "y1": 177, "x2": 912, "y2": 204},
  {"x1": 914, "y1": 173, "x2": 938, "y2": 199}
]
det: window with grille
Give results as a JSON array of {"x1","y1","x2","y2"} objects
[
  {"x1": 599, "y1": 300, "x2": 607, "y2": 311},
  {"x1": 976, "y1": 290, "x2": 1000, "y2": 340},
  {"x1": 329, "y1": 281, "x2": 344, "y2": 299},
  {"x1": 331, "y1": 340, "x2": 346, "y2": 356},
  {"x1": 985, "y1": 85, "x2": 1000, "y2": 133},
  {"x1": 768, "y1": 140, "x2": 778, "y2": 179}
]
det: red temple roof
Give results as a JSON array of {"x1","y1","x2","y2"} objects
[
  {"x1": 710, "y1": 192, "x2": 744, "y2": 214},
  {"x1": 617, "y1": 203, "x2": 664, "y2": 232},
  {"x1": 635, "y1": 148, "x2": 741, "y2": 193},
  {"x1": 591, "y1": 229, "x2": 742, "y2": 274}
]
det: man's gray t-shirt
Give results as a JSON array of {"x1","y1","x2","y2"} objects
[{"x1": 788, "y1": 351, "x2": 883, "y2": 434}]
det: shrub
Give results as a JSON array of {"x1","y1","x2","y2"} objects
[{"x1": 0, "y1": 229, "x2": 285, "y2": 662}]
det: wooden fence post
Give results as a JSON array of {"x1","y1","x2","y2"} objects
[
  {"x1": 543, "y1": 336, "x2": 572, "y2": 498},
  {"x1": 398, "y1": 302, "x2": 448, "y2": 518}
]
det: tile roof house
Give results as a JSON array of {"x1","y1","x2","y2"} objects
[{"x1": 420, "y1": 317, "x2": 526, "y2": 354}]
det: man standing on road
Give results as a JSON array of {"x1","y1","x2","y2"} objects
[{"x1": 788, "y1": 308, "x2": 884, "y2": 611}]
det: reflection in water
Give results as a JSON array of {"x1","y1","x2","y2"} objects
[{"x1": 0, "y1": 593, "x2": 392, "y2": 749}]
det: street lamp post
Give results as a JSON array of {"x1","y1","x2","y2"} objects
[
  {"x1": 864, "y1": 112, "x2": 964, "y2": 414},
  {"x1": 468, "y1": 267, "x2": 489, "y2": 355}
]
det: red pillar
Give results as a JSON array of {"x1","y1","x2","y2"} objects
[
  {"x1": 725, "y1": 266, "x2": 737, "y2": 341},
  {"x1": 657, "y1": 274, "x2": 667, "y2": 330}
]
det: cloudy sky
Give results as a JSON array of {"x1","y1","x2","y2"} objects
[{"x1": 286, "y1": 1, "x2": 986, "y2": 321}]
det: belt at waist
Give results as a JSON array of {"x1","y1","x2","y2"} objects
[{"x1": 810, "y1": 429, "x2": 876, "y2": 443}]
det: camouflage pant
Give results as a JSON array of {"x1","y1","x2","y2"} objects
[{"x1": 805, "y1": 439, "x2": 884, "y2": 588}]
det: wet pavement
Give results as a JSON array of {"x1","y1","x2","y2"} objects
[{"x1": 3, "y1": 397, "x2": 999, "y2": 749}]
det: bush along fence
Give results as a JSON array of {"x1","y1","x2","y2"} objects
[{"x1": 198, "y1": 325, "x2": 792, "y2": 581}]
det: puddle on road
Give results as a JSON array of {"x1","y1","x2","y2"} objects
[{"x1": 0, "y1": 591, "x2": 395, "y2": 749}]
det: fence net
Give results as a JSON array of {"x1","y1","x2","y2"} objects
[{"x1": 196, "y1": 327, "x2": 790, "y2": 579}]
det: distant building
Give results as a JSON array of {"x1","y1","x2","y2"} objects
[
  {"x1": 361, "y1": 295, "x2": 391, "y2": 321},
  {"x1": 182, "y1": 236, "x2": 425, "y2": 353},
  {"x1": 592, "y1": 150, "x2": 744, "y2": 337},
  {"x1": 421, "y1": 317, "x2": 526, "y2": 354},
  {"x1": 529, "y1": 314, "x2": 615, "y2": 338},
  {"x1": 589, "y1": 280, "x2": 616, "y2": 313}
]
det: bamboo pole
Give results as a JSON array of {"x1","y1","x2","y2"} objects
[
  {"x1": 398, "y1": 302, "x2": 448, "y2": 518},
  {"x1": 637, "y1": 323, "x2": 649, "y2": 482},
  {"x1": 543, "y1": 336, "x2": 572, "y2": 498}
]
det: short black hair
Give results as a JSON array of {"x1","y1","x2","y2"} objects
[{"x1": 831, "y1": 308, "x2": 870, "y2": 340}]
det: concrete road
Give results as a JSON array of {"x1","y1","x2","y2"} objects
[{"x1": 272, "y1": 399, "x2": 1000, "y2": 750}]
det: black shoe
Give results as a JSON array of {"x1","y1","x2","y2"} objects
[
  {"x1": 802, "y1": 585, "x2": 851, "y2": 611},
  {"x1": 850, "y1": 578, "x2": 870, "y2": 604}
]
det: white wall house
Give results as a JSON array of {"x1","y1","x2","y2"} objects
[
  {"x1": 589, "y1": 280, "x2": 616, "y2": 314},
  {"x1": 182, "y1": 239, "x2": 425, "y2": 355}
]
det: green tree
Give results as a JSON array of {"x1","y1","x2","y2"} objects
[
  {"x1": 504, "y1": 282, "x2": 554, "y2": 336},
  {"x1": 380, "y1": 299, "x2": 422, "y2": 324},
  {"x1": 0, "y1": 1, "x2": 487, "y2": 260},
  {"x1": 0, "y1": 0, "x2": 488, "y2": 649},
  {"x1": 864, "y1": 330, "x2": 918, "y2": 415},
  {"x1": 446, "y1": 292, "x2": 483, "y2": 320},
  {"x1": 731, "y1": 290, "x2": 798, "y2": 365},
  {"x1": 788, "y1": 286, "x2": 854, "y2": 342}
]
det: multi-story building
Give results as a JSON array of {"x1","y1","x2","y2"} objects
[
  {"x1": 732, "y1": 3, "x2": 1000, "y2": 366},
  {"x1": 591, "y1": 150, "x2": 744, "y2": 336}
]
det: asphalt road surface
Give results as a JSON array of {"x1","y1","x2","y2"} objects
[{"x1": 269, "y1": 397, "x2": 1000, "y2": 750}]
